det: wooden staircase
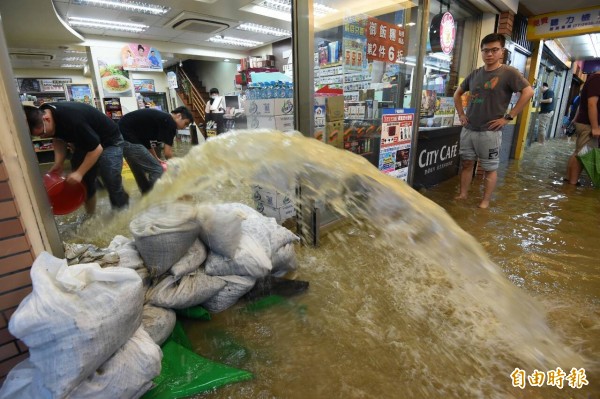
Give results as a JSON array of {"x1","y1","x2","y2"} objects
[{"x1": 172, "y1": 65, "x2": 209, "y2": 126}]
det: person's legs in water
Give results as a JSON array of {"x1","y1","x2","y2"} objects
[
  {"x1": 97, "y1": 144, "x2": 129, "y2": 209},
  {"x1": 455, "y1": 128, "x2": 477, "y2": 200},
  {"x1": 123, "y1": 142, "x2": 163, "y2": 194},
  {"x1": 474, "y1": 130, "x2": 501, "y2": 209},
  {"x1": 566, "y1": 123, "x2": 592, "y2": 185}
]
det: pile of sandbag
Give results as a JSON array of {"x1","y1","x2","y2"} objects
[
  {"x1": 0, "y1": 201, "x2": 301, "y2": 398},
  {"x1": 131, "y1": 202, "x2": 300, "y2": 315},
  {"x1": 0, "y1": 253, "x2": 162, "y2": 399}
]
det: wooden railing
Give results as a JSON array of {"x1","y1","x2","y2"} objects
[{"x1": 176, "y1": 66, "x2": 206, "y2": 123}]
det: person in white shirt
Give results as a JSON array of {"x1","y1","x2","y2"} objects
[{"x1": 205, "y1": 88, "x2": 225, "y2": 134}]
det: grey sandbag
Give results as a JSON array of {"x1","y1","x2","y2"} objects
[
  {"x1": 169, "y1": 239, "x2": 207, "y2": 278},
  {"x1": 130, "y1": 202, "x2": 201, "y2": 278},
  {"x1": 108, "y1": 235, "x2": 145, "y2": 270},
  {"x1": 8, "y1": 252, "x2": 144, "y2": 399},
  {"x1": 0, "y1": 327, "x2": 161, "y2": 399},
  {"x1": 201, "y1": 275, "x2": 257, "y2": 313},
  {"x1": 146, "y1": 271, "x2": 226, "y2": 309},
  {"x1": 142, "y1": 304, "x2": 176, "y2": 346}
]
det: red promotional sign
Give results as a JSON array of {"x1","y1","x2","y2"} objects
[{"x1": 365, "y1": 18, "x2": 406, "y2": 63}]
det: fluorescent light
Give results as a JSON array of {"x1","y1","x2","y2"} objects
[
  {"x1": 61, "y1": 64, "x2": 84, "y2": 68},
  {"x1": 224, "y1": 59, "x2": 230, "y2": 62},
  {"x1": 241, "y1": 0, "x2": 336, "y2": 22},
  {"x1": 237, "y1": 23, "x2": 291, "y2": 37},
  {"x1": 407, "y1": 22, "x2": 416, "y2": 26},
  {"x1": 207, "y1": 36, "x2": 264, "y2": 48},
  {"x1": 68, "y1": 17, "x2": 148, "y2": 32},
  {"x1": 63, "y1": 49, "x2": 87, "y2": 54},
  {"x1": 63, "y1": 56, "x2": 88, "y2": 62},
  {"x1": 73, "y1": 0, "x2": 169, "y2": 15}
]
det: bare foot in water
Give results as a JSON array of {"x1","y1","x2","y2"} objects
[
  {"x1": 478, "y1": 200, "x2": 490, "y2": 209},
  {"x1": 455, "y1": 194, "x2": 468, "y2": 200}
]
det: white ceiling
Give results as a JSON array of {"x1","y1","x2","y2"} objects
[{"x1": 0, "y1": 0, "x2": 598, "y2": 71}]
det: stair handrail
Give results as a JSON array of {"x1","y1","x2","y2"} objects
[{"x1": 176, "y1": 66, "x2": 206, "y2": 122}]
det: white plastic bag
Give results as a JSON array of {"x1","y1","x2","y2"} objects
[{"x1": 8, "y1": 252, "x2": 144, "y2": 398}]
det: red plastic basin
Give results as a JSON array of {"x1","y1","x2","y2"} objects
[{"x1": 42, "y1": 173, "x2": 87, "y2": 215}]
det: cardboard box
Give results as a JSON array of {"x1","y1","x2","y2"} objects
[
  {"x1": 252, "y1": 186, "x2": 293, "y2": 208},
  {"x1": 256, "y1": 201, "x2": 296, "y2": 223},
  {"x1": 314, "y1": 128, "x2": 326, "y2": 142},
  {"x1": 314, "y1": 95, "x2": 344, "y2": 121},
  {"x1": 247, "y1": 115, "x2": 276, "y2": 129},
  {"x1": 274, "y1": 98, "x2": 294, "y2": 116},
  {"x1": 275, "y1": 115, "x2": 294, "y2": 131},
  {"x1": 247, "y1": 99, "x2": 275, "y2": 116},
  {"x1": 325, "y1": 120, "x2": 344, "y2": 148}
]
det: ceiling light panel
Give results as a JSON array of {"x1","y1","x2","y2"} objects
[
  {"x1": 68, "y1": 17, "x2": 149, "y2": 32},
  {"x1": 236, "y1": 23, "x2": 291, "y2": 37},
  {"x1": 72, "y1": 0, "x2": 170, "y2": 15},
  {"x1": 207, "y1": 36, "x2": 264, "y2": 47}
]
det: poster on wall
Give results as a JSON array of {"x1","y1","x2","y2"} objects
[
  {"x1": 98, "y1": 59, "x2": 133, "y2": 98},
  {"x1": 122, "y1": 43, "x2": 163, "y2": 71},
  {"x1": 64, "y1": 83, "x2": 93, "y2": 105},
  {"x1": 378, "y1": 108, "x2": 415, "y2": 181},
  {"x1": 40, "y1": 78, "x2": 72, "y2": 92},
  {"x1": 133, "y1": 79, "x2": 155, "y2": 92}
]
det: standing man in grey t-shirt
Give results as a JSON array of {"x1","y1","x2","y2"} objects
[
  {"x1": 453, "y1": 33, "x2": 534, "y2": 208},
  {"x1": 536, "y1": 82, "x2": 555, "y2": 144}
]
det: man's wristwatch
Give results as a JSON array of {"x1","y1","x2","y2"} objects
[{"x1": 503, "y1": 113, "x2": 514, "y2": 120}]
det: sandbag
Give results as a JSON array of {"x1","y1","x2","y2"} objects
[
  {"x1": 204, "y1": 234, "x2": 272, "y2": 278},
  {"x1": 69, "y1": 326, "x2": 162, "y2": 399},
  {"x1": 201, "y1": 275, "x2": 257, "y2": 313},
  {"x1": 142, "y1": 304, "x2": 176, "y2": 346},
  {"x1": 169, "y1": 239, "x2": 207, "y2": 278},
  {"x1": 271, "y1": 243, "x2": 297, "y2": 277},
  {"x1": 130, "y1": 202, "x2": 201, "y2": 277},
  {"x1": 146, "y1": 271, "x2": 226, "y2": 309},
  {"x1": 196, "y1": 204, "x2": 245, "y2": 258},
  {"x1": 0, "y1": 359, "x2": 51, "y2": 399},
  {"x1": 108, "y1": 235, "x2": 145, "y2": 270},
  {"x1": 8, "y1": 252, "x2": 144, "y2": 399}
]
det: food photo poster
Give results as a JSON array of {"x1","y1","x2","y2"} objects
[{"x1": 90, "y1": 47, "x2": 134, "y2": 98}]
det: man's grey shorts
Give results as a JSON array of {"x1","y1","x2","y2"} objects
[{"x1": 459, "y1": 127, "x2": 501, "y2": 171}]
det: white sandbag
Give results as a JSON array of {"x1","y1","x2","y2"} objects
[
  {"x1": 169, "y1": 239, "x2": 207, "y2": 278},
  {"x1": 271, "y1": 243, "x2": 297, "y2": 277},
  {"x1": 142, "y1": 304, "x2": 176, "y2": 345},
  {"x1": 130, "y1": 202, "x2": 201, "y2": 277},
  {"x1": 69, "y1": 326, "x2": 162, "y2": 399},
  {"x1": 146, "y1": 271, "x2": 226, "y2": 309},
  {"x1": 8, "y1": 252, "x2": 144, "y2": 399},
  {"x1": 108, "y1": 235, "x2": 145, "y2": 270},
  {"x1": 0, "y1": 360, "x2": 51, "y2": 399},
  {"x1": 196, "y1": 204, "x2": 245, "y2": 258},
  {"x1": 201, "y1": 275, "x2": 256, "y2": 313},
  {"x1": 224, "y1": 202, "x2": 264, "y2": 219},
  {"x1": 204, "y1": 233, "x2": 272, "y2": 278}
]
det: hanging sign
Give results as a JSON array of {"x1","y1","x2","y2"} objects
[
  {"x1": 527, "y1": 7, "x2": 600, "y2": 40},
  {"x1": 378, "y1": 108, "x2": 415, "y2": 181},
  {"x1": 365, "y1": 18, "x2": 406, "y2": 63},
  {"x1": 430, "y1": 12, "x2": 455, "y2": 54}
]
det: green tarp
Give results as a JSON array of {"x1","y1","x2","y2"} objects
[{"x1": 578, "y1": 148, "x2": 600, "y2": 187}]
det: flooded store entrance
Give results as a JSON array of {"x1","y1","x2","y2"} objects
[{"x1": 64, "y1": 132, "x2": 598, "y2": 399}]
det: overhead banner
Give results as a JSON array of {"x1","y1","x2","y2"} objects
[
  {"x1": 365, "y1": 18, "x2": 406, "y2": 63},
  {"x1": 527, "y1": 7, "x2": 600, "y2": 40},
  {"x1": 378, "y1": 108, "x2": 415, "y2": 181}
]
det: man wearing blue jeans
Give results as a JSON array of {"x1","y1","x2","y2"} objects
[
  {"x1": 453, "y1": 33, "x2": 534, "y2": 208},
  {"x1": 24, "y1": 102, "x2": 129, "y2": 214},
  {"x1": 118, "y1": 107, "x2": 192, "y2": 194},
  {"x1": 537, "y1": 82, "x2": 555, "y2": 144}
]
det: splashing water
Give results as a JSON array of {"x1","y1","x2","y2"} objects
[{"x1": 76, "y1": 130, "x2": 592, "y2": 398}]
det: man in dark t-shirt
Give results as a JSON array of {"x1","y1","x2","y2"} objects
[
  {"x1": 24, "y1": 102, "x2": 129, "y2": 214},
  {"x1": 537, "y1": 82, "x2": 555, "y2": 144},
  {"x1": 118, "y1": 106, "x2": 192, "y2": 193}
]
